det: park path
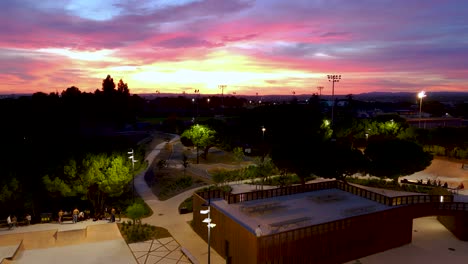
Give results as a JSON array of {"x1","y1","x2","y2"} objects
[{"x1": 134, "y1": 135, "x2": 225, "y2": 264}]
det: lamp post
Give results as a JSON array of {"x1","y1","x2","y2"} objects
[
  {"x1": 194, "y1": 89, "x2": 200, "y2": 118},
  {"x1": 261, "y1": 126, "x2": 266, "y2": 141},
  {"x1": 218, "y1": 84, "x2": 227, "y2": 111},
  {"x1": 128, "y1": 149, "x2": 138, "y2": 203},
  {"x1": 327, "y1": 75, "x2": 341, "y2": 127},
  {"x1": 317, "y1": 86, "x2": 324, "y2": 97},
  {"x1": 200, "y1": 202, "x2": 216, "y2": 264},
  {"x1": 417, "y1": 91, "x2": 426, "y2": 128}
]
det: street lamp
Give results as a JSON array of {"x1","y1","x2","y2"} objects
[
  {"x1": 200, "y1": 202, "x2": 216, "y2": 264},
  {"x1": 128, "y1": 149, "x2": 138, "y2": 203},
  {"x1": 261, "y1": 126, "x2": 266, "y2": 141},
  {"x1": 194, "y1": 89, "x2": 200, "y2": 118},
  {"x1": 417, "y1": 91, "x2": 426, "y2": 128},
  {"x1": 327, "y1": 74, "x2": 341, "y2": 127}
]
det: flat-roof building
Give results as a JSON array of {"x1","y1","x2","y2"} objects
[{"x1": 193, "y1": 180, "x2": 468, "y2": 264}]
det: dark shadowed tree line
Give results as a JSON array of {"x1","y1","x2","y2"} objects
[{"x1": 0, "y1": 75, "x2": 146, "y2": 220}]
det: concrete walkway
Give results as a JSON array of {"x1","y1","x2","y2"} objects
[{"x1": 135, "y1": 136, "x2": 225, "y2": 264}]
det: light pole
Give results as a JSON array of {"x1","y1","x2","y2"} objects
[
  {"x1": 194, "y1": 89, "x2": 200, "y2": 118},
  {"x1": 327, "y1": 74, "x2": 341, "y2": 127},
  {"x1": 128, "y1": 149, "x2": 138, "y2": 203},
  {"x1": 418, "y1": 91, "x2": 426, "y2": 128},
  {"x1": 218, "y1": 84, "x2": 226, "y2": 114},
  {"x1": 200, "y1": 202, "x2": 216, "y2": 264},
  {"x1": 317, "y1": 86, "x2": 324, "y2": 97},
  {"x1": 261, "y1": 126, "x2": 266, "y2": 141}
]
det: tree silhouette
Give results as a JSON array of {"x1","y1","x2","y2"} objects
[
  {"x1": 102, "y1": 75, "x2": 116, "y2": 95},
  {"x1": 365, "y1": 138, "x2": 432, "y2": 178},
  {"x1": 117, "y1": 79, "x2": 129, "y2": 96}
]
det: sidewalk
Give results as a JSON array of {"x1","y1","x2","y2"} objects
[{"x1": 135, "y1": 137, "x2": 225, "y2": 264}]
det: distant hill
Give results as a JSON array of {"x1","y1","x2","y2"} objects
[
  {"x1": 353, "y1": 92, "x2": 468, "y2": 102},
  {"x1": 3, "y1": 91, "x2": 468, "y2": 103}
]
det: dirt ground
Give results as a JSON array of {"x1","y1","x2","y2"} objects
[{"x1": 401, "y1": 157, "x2": 468, "y2": 191}]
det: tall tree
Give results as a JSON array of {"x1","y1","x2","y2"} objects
[
  {"x1": 102, "y1": 75, "x2": 116, "y2": 95},
  {"x1": 365, "y1": 138, "x2": 432, "y2": 178},
  {"x1": 181, "y1": 124, "x2": 216, "y2": 164},
  {"x1": 43, "y1": 153, "x2": 137, "y2": 215},
  {"x1": 117, "y1": 79, "x2": 129, "y2": 96}
]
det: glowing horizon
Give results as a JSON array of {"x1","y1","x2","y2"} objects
[{"x1": 1, "y1": 1, "x2": 467, "y2": 95}]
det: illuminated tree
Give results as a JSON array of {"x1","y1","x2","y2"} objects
[
  {"x1": 181, "y1": 124, "x2": 216, "y2": 164},
  {"x1": 43, "y1": 153, "x2": 140, "y2": 215}
]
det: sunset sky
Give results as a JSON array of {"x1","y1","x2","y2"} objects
[{"x1": 1, "y1": 0, "x2": 467, "y2": 95}]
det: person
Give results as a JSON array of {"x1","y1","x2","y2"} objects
[
  {"x1": 78, "y1": 211, "x2": 85, "y2": 221},
  {"x1": 7, "y1": 215, "x2": 14, "y2": 229},
  {"x1": 25, "y1": 214, "x2": 31, "y2": 225},
  {"x1": 73, "y1": 208, "x2": 79, "y2": 223},
  {"x1": 110, "y1": 208, "x2": 116, "y2": 223},
  {"x1": 58, "y1": 210, "x2": 64, "y2": 224},
  {"x1": 255, "y1": 224, "x2": 263, "y2": 237}
]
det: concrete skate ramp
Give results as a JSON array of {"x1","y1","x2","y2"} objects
[
  {"x1": 55, "y1": 229, "x2": 87, "y2": 247},
  {"x1": 0, "y1": 230, "x2": 56, "y2": 250},
  {"x1": 0, "y1": 223, "x2": 121, "y2": 250},
  {"x1": 85, "y1": 223, "x2": 121, "y2": 243}
]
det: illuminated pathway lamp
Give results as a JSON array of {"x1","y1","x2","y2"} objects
[
  {"x1": 128, "y1": 149, "x2": 138, "y2": 203},
  {"x1": 200, "y1": 203, "x2": 216, "y2": 264},
  {"x1": 417, "y1": 91, "x2": 426, "y2": 128}
]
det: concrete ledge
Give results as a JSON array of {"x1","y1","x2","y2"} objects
[
  {"x1": 181, "y1": 247, "x2": 200, "y2": 264},
  {"x1": 0, "y1": 240, "x2": 23, "y2": 264}
]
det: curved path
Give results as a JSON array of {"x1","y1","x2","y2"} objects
[{"x1": 135, "y1": 136, "x2": 225, "y2": 264}]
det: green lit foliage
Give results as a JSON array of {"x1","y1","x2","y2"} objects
[
  {"x1": 233, "y1": 147, "x2": 245, "y2": 162},
  {"x1": 0, "y1": 177, "x2": 19, "y2": 203},
  {"x1": 43, "y1": 153, "x2": 139, "y2": 213},
  {"x1": 181, "y1": 124, "x2": 216, "y2": 163},
  {"x1": 126, "y1": 203, "x2": 146, "y2": 225}
]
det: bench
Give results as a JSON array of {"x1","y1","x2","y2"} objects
[
  {"x1": 181, "y1": 247, "x2": 199, "y2": 264},
  {"x1": 269, "y1": 217, "x2": 311, "y2": 232}
]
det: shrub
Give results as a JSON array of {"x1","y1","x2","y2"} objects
[
  {"x1": 118, "y1": 221, "x2": 171, "y2": 243},
  {"x1": 126, "y1": 203, "x2": 146, "y2": 224},
  {"x1": 179, "y1": 197, "x2": 193, "y2": 213}
]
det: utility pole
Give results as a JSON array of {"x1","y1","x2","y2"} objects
[{"x1": 218, "y1": 85, "x2": 226, "y2": 114}]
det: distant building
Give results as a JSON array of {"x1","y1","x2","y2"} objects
[{"x1": 405, "y1": 117, "x2": 464, "y2": 128}]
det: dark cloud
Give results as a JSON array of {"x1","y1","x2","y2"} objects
[{"x1": 156, "y1": 36, "x2": 223, "y2": 49}]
